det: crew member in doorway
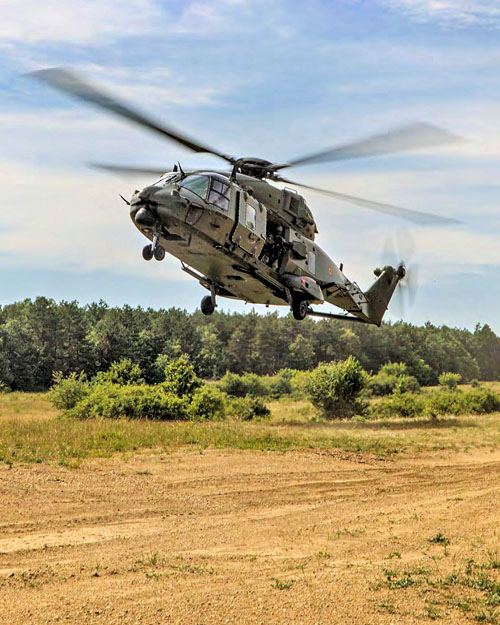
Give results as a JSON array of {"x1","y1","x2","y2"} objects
[{"x1": 268, "y1": 225, "x2": 286, "y2": 269}]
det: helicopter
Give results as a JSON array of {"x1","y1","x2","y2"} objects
[{"x1": 30, "y1": 69, "x2": 460, "y2": 324}]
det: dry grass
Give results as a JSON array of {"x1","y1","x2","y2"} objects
[{"x1": 1, "y1": 393, "x2": 500, "y2": 466}]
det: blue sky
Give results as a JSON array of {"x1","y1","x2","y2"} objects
[{"x1": 1, "y1": 0, "x2": 499, "y2": 331}]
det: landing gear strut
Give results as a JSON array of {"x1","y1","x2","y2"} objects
[{"x1": 142, "y1": 232, "x2": 165, "y2": 262}]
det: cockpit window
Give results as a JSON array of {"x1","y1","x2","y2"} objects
[
  {"x1": 208, "y1": 179, "x2": 230, "y2": 211},
  {"x1": 179, "y1": 175, "x2": 210, "y2": 200}
]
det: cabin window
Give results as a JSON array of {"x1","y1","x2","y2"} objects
[
  {"x1": 208, "y1": 179, "x2": 230, "y2": 211},
  {"x1": 246, "y1": 204, "x2": 256, "y2": 230},
  {"x1": 179, "y1": 175, "x2": 210, "y2": 200}
]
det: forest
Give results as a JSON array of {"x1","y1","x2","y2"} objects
[{"x1": 0, "y1": 297, "x2": 499, "y2": 392}]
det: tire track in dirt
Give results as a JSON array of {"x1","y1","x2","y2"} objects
[{"x1": 1, "y1": 449, "x2": 500, "y2": 624}]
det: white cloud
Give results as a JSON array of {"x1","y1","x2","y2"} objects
[
  {"x1": 0, "y1": 160, "x2": 184, "y2": 281},
  {"x1": 381, "y1": 0, "x2": 500, "y2": 27},
  {"x1": 0, "y1": 0, "x2": 160, "y2": 44}
]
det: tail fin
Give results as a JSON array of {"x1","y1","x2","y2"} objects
[{"x1": 364, "y1": 265, "x2": 405, "y2": 326}]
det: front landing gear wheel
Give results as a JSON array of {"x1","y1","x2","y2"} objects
[
  {"x1": 154, "y1": 245, "x2": 166, "y2": 261},
  {"x1": 201, "y1": 295, "x2": 215, "y2": 316},
  {"x1": 142, "y1": 244, "x2": 153, "y2": 261},
  {"x1": 292, "y1": 298, "x2": 308, "y2": 321}
]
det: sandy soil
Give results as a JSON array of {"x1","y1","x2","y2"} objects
[{"x1": 1, "y1": 448, "x2": 499, "y2": 624}]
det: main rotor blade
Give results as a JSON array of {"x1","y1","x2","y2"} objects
[
  {"x1": 90, "y1": 162, "x2": 232, "y2": 177},
  {"x1": 274, "y1": 176, "x2": 461, "y2": 225},
  {"x1": 274, "y1": 122, "x2": 460, "y2": 170},
  {"x1": 90, "y1": 163, "x2": 170, "y2": 176},
  {"x1": 29, "y1": 68, "x2": 235, "y2": 164}
]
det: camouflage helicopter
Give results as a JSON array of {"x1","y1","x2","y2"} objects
[{"x1": 31, "y1": 69, "x2": 459, "y2": 324}]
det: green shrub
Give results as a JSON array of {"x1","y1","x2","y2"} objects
[
  {"x1": 49, "y1": 371, "x2": 89, "y2": 409},
  {"x1": 463, "y1": 388, "x2": 500, "y2": 413},
  {"x1": 189, "y1": 385, "x2": 226, "y2": 420},
  {"x1": 218, "y1": 371, "x2": 248, "y2": 397},
  {"x1": 379, "y1": 362, "x2": 408, "y2": 377},
  {"x1": 93, "y1": 359, "x2": 144, "y2": 386},
  {"x1": 240, "y1": 373, "x2": 266, "y2": 396},
  {"x1": 67, "y1": 383, "x2": 189, "y2": 420},
  {"x1": 218, "y1": 372, "x2": 265, "y2": 397},
  {"x1": 426, "y1": 390, "x2": 464, "y2": 416},
  {"x1": 218, "y1": 370, "x2": 292, "y2": 399},
  {"x1": 261, "y1": 370, "x2": 293, "y2": 398},
  {"x1": 163, "y1": 356, "x2": 201, "y2": 399},
  {"x1": 393, "y1": 375, "x2": 420, "y2": 394},
  {"x1": 367, "y1": 362, "x2": 420, "y2": 397},
  {"x1": 306, "y1": 356, "x2": 367, "y2": 419},
  {"x1": 289, "y1": 369, "x2": 311, "y2": 399},
  {"x1": 372, "y1": 392, "x2": 426, "y2": 418},
  {"x1": 470, "y1": 379, "x2": 480, "y2": 388},
  {"x1": 366, "y1": 372, "x2": 397, "y2": 397},
  {"x1": 426, "y1": 388, "x2": 500, "y2": 416},
  {"x1": 438, "y1": 372, "x2": 462, "y2": 390},
  {"x1": 0, "y1": 380, "x2": 11, "y2": 393},
  {"x1": 228, "y1": 396, "x2": 271, "y2": 420}
]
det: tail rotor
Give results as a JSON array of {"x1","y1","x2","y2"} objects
[{"x1": 382, "y1": 230, "x2": 419, "y2": 318}]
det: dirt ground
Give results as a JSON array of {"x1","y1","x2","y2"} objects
[{"x1": 1, "y1": 448, "x2": 499, "y2": 624}]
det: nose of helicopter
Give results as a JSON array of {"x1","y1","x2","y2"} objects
[{"x1": 130, "y1": 184, "x2": 189, "y2": 230}]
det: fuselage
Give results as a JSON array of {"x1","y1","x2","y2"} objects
[{"x1": 129, "y1": 171, "x2": 370, "y2": 315}]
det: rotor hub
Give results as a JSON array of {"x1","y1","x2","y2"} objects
[{"x1": 234, "y1": 157, "x2": 273, "y2": 178}]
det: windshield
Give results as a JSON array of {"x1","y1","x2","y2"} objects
[{"x1": 179, "y1": 175, "x2": 210, "y2": 200}]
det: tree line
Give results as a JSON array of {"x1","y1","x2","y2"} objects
[{"x1": 0, "y1": 297, "x2": 498, "y2": 391}]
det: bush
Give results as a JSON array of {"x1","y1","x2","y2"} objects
[
  {"x1": 163, "y1": 356, "x2": 201, "y2": 399},
  {"x1": 219, "y1": 372, "x2": 268, "y2": 397},
  {"x1": 463, "y1": 388, "x2": 500, "y2": 413},
  {"x1": 367, "y1": 362, "x2": 420, "y2": 397},
  {"x1": 0, "y1": 380, "x2": 11, "y2": 393},
  {"x1": 93, "y1": 359, "x2": 144, "y2": 386},
  {"x1": 239, "y1": 373, "x2": 266, "y2": 396},
  {"x1": 427, "y1": 389, "x2": 464, "y2": 416},
  {"x1": 289, "y1": 370, "x2": 311, "y2": 399},
  {"x1": 261, "y1": 370, "x2": 293, "y2": 398},
  {"x1": 379, "y1": 362, "x2": 408, "y2": 377},
  {"x1": 372, "y1": 392, "x2": 426, "y2": 418},
  {"x1": 67, "y1": 383, "x2": 189, "y2": 420},
  {"x1": 49, "y1": 371, "x2": 89, "y2": 409},
  {"x1": 438, "y1": 372, "x2": 462, "y2": 390},
  {"x1": 189, "y1": 386, "x2": 226, "y2": 420},
  {"x1": 218, "y1": 370, "x2": 291, "y2": 399},
  {"x1": 470, "y1": 379, "x2": 480, "y2": 388},
  {"x1": 393, "y1": 375, "x2": 420, "y2": 395},
  {"x1": 218, "y1": 371, "x2": 249, "y2": 397},
  {"x1": 228, "y1": 396, "x2": 271, "y2": 421},
  {"x1": 306, "y1": 356, "x2": 367, "y2": 419},
  {"x1": 427, "y1": 388, "x2": 500, "y2": 417}
]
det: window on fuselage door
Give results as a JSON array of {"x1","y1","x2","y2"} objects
[
  {"x1": 208, "y1": 179, "x2": 230, "y2": 211},
  {"x1": 246, "y1": 204, "x2": 256, "y2": 230}
]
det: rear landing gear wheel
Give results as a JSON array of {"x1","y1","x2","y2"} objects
[
  {"x1": 142, "y1": 244, "x2": 153, "y2": 261},
  {"x1": 201, "y1": 295, "x2": 215, "y2": 316},
  {"x1": 292, "y1": 298, "x2": 308, "y2": 321},
  {"x1": 154, "y1": 245, "x2": 166, "y2": 261}
]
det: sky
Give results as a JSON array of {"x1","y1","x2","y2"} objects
[{"x1": 0, "y1": 0, "x2": 499, "y2": 331}]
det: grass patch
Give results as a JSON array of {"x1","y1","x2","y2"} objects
[
  {"x1": 1, "y1": 393, "x2": 500, "y2": 466},
  {"x1": 377, "y1": 554, "x2": 500, "y2": 624}
]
